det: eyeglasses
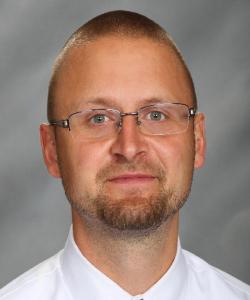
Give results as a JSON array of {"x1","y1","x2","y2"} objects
[{"x1": 49, "y1": 102, "x2": 196, "y2": 140}]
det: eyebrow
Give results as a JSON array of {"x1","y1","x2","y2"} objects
[
  {"x1": 84, "y1": 98, "x2": 120, "y2": 108},
  {"x1": 77, "y1": 97, "x2": 176, "y2": 110}
]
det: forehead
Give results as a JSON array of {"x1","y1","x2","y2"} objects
[{"x1": 53, "y1": 36, "x2": 193, "y2": 116}]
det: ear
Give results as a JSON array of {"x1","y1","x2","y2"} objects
[
  {"x1": 194, "y1": 113, "x2": 206, "y2": 169},
  {"x1": 40, "y1": 124, "x2": 61, "y2": 178}
]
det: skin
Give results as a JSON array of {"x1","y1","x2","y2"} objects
[{"x1": 40, "y1": 36, "x2": 206, "y2": 295}]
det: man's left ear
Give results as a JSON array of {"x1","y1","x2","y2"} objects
[{"x1": 194, "y1": 112, "x2": 206, "y2": 169}]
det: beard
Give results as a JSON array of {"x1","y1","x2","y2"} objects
[
  {"x1": 61, "y1": 160, "x2": 193, "y2": 234},
  {"x1": 94, "y1": 189, "x2": 187, "y2": 232}
]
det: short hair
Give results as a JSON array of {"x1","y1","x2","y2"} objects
[{"x1": 47, "y1": 10, "x2": 197, "y2": 121}]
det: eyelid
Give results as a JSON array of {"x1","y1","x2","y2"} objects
[
  {"x1": 90, "y1": 114, "x2": 109, "y2": 122},
  {"x1": 138, "y1": 103, "x2": 173, "y2": 111},
  {"x1": 88, "y1": 110, "x2": 119, "y2": 122},
  {"x1": 139, "y1": 104, "x2": 169, "y2": 112}
]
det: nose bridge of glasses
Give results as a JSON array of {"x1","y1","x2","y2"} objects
[{"x1": 119, "y1": 111, "x2": 140, "y2": 127}]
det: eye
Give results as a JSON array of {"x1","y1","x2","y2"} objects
[
  {"x1": 147, "y1": 111, "x2": 167, "y2": 121},
  {"x1": 90, "y1": 114, "x2": 109, "y2": 124}
]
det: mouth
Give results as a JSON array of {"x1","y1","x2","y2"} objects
[{"x1": 107, "y1": 173, "x2": 156, "y2": 184}]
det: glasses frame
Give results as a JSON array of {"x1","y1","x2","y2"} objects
[{"x1": 49, "y1": 102, "x2": 197, "y2": 135}]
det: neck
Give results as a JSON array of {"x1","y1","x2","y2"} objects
[{"x1": 72, "y1": 211, "x2": 179, "y2": 296}]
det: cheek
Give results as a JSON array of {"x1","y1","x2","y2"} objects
[
  {"x1": 56, "y1": 138, "x2": 103, "y2": 195},
  {"x1": 150, "y1": 135, "x2": 195, "y2": 183},
  {"x1": 72, "y1": 140, "x2": 111, "y2": 185}
]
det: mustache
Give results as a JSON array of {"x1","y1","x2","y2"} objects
[{"x1": 96, "y1": 161, "x2": 166, "y2": 182}]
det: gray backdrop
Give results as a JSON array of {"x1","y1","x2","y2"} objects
[{"x1": 0, "y1": 0, "x2": 249, "y2": 288}]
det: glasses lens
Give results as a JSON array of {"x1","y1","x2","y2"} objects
[
  {"x1": 139, "y1": 103, "x2": 190, "y2": 135},
  {"x1": 69, "y1": 109, "x2": 119, "y2": 139}
]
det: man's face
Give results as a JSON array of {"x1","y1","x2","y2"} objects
[{"x1": 41, "y1": 36, "x2": 205, "y2": 232}]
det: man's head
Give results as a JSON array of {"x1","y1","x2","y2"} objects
[
  {"x1": 47, "y1": 10, "x2": 197, "y2": 121},
  {"x1": 40, "y1": 10, "x2": 205, "y2": 235}
]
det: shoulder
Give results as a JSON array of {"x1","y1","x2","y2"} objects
[
  {"x1": 0, "y1": 251, "x2": 69, "y2": 300},
  {"x1": 182, "y1": 249, "x2": 250, "y2": 299}
]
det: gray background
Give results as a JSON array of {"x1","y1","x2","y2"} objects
[{"x1": 0, "y1": 0, "x2": 249, "y2": 288}]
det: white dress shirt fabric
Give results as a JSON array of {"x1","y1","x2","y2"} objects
[{"x1": 0, "y1": 227, "x2": 249, "y2": 300}]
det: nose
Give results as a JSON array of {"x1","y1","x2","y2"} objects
[{"x1": 110, "y1": 114, "x2": 147, "y2": 162}]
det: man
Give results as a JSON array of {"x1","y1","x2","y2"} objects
[{"x1": 0, "y1": 10, "x2": 249, "y2": 300}]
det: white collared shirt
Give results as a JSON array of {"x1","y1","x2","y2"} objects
[{"x1": 1, "y1": 227, "x2": 249, "y2": 300}]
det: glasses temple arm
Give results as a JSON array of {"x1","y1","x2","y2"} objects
[{"x1": 49, "y1": 119, "x2": 70, "y2": 129}]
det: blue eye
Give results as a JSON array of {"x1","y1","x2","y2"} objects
[
  {"x1": 91, "y1": 114, "x2": 109, "y2": 124},
  {"x1": 148, "y1": 111, "x2": 166, "y2": 121}
]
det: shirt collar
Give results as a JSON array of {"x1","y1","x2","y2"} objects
[{"x1": 60, "y1": 227, "x2": 188, "y2": 300}]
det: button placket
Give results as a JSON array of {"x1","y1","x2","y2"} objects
[{"x1": 132, "y1": 295, "x2": 144, "y2": 300}]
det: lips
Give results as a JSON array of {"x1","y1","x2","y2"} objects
[{"x1": 108, "y1": 173, "x2": 156, "y2": 184}]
